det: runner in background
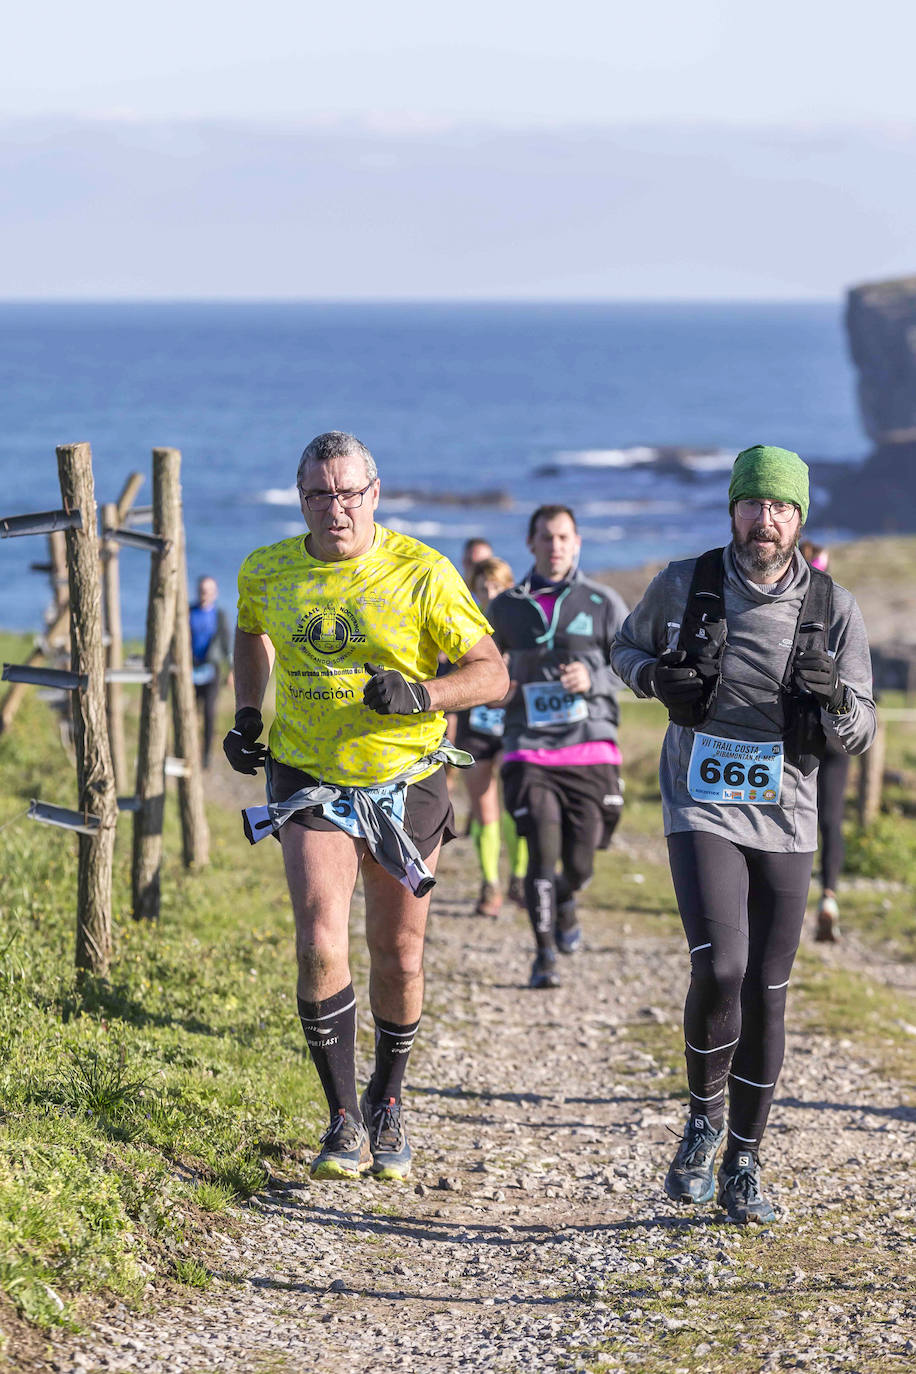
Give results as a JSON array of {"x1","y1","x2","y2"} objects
[
  {"x1": 441, "y1": 538, "x2": 495, "y2": 751},
  {"x1": 613, "y1": 447, "x2": 875, "y2": 1223},
  {"x1": 800, "y1": 541, "x2": 850, "y2": 942},
  {"x1": 456, "y1": 556, "x2": 529, "y2": 916},
  {"x1": 189, "y1": 575, "x2": 232, "y2": 768},
  {"x1": 489, "y1": 506, "x2": 627, "y2": 988}
]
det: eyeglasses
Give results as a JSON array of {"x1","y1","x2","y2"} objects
[
  {"x1": 734, "y1": 498, "x2": 798, "y2": 524},
  {"x1": 299, "y1": 480, "x2": 374, "y2": 512}
]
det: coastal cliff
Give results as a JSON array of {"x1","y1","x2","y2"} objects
[{"x1": 826, "y1": 276, "x2": 916, "y2": 530}]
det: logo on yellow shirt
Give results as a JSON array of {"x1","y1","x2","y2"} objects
[{"x1": 291, "y1": 606, "x2": 367, "y2": 658}]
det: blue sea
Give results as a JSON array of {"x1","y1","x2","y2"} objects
[{"x1": 0, "y1": 303, "x2": 864, "y2": 635}]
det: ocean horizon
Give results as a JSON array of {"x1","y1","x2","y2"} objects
[{"x1": 0, "y1": 301, "x2": 865, "y2": 635}]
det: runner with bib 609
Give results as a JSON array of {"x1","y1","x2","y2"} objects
[{"x1": 611, "y1": 445, "x2": 875, "y2": 1224}]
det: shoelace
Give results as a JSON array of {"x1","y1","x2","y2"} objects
[
  {"x1": 727, "y1": 1166, "x2": 761, "y2": 1204},
  {"x1": 668, "y1": 1121, "x2": 718, "y2": 1167},
  {"x1": 371, "y1": 1099, "x2": 403, "y2": 1150},
  {"x1": 320, "y1": 1111, "x2": 361, "y2": 1149}
]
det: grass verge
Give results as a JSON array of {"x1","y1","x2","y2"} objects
[{"x1": 0, "y1": 638, "x2": 325, "y2": 1351}]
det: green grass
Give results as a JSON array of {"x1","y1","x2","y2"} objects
[{"x1": 0, "y1": 642, "x2": 326, "y2": 1344}]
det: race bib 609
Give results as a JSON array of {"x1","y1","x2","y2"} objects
[{"x1": 522, "y1": 681, "x2": 588, "y2": 730}]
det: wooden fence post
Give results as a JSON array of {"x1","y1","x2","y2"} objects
[
  {"x1": 169, "y1": 499, "x2": 210, "y2": 869},
  {"x1": 131, "y1": 449, "x2": 180, "y2": 920},
  {"x1": 857, "y1": 714, "x2": 887, "y2": 828},
  {"x1": 101, "y1": 501, "x2": 129, "y2": 795},
  {"x1": 56, "y1": 443, "x2": 118, "y2": 976}
]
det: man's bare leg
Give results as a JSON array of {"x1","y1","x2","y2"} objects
[
  {"x1": 280, "y1": 824, "x2": 369, "y2": 1177},
  {"x1": 359, "y1": 842, "x2": 442, "y2": 1179}
]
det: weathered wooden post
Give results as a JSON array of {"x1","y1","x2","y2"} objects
[
  {"x1": 48, "y1": 528, "x2": 70, "y2": 628},
  {"x1": 131, "y1": 449, "x2": 179, "y2": 920},
  {"x1": 169, "y1": 496, "x2": 210, "y2": 869},
  {"x1": 101, "y1": 501, "x2": 129, "y2": 794},
  {"x1": 857, "y1": 714, "x2": 886, "y2": 828},
  {"x1": 0, "y1": 601, "x2": 70, "y2": 736},
  {"x1": 56, "y1": 443, "x2": 118, "y2": 976}
]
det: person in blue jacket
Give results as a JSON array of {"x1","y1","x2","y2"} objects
[{"x1": 189, "y1": 575, "x2": 232, "y2": 768}]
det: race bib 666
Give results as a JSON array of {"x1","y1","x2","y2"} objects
[{"x1": 687, "y1": 734, "x2": 783, "y2": 806}]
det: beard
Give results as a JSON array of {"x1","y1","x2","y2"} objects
[{"x1": 731, "y1": 515, "x2": 799, "y2": 578}]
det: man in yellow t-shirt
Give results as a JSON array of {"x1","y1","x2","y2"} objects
[{"x1": 224, "y1": 431, "x2": 507, "y2": 1183}]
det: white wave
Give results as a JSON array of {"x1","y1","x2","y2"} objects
[
  {"x1": 578, "y1": 524, "x2": 625, "y2": 541},
  {"x1": 385, "y1": 516, "x2": 481, "y2": 538},
  {"x1": 257, "y1": 485, "x2": 300, "y2": 506},
  {"x1": 377, "y1": 496, "x2": 416, "y2": 513},
  {"x1": 552, "y1": 447, "x2": 658, "y2": 468},
  {"x1": 679, "y1": 450, "x2": 735, "y2": 472},
  {"x1": 581, "y1": 499, "x2": 680, "y2": 517}
]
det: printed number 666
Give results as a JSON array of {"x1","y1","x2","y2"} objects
[{"x1": 700, "y1": 759, "x2": 769, "y2": 787}]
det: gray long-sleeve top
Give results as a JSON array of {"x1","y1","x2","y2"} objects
[{"x1": 610, "y1": 544, "x2": 876, "y2": 852}]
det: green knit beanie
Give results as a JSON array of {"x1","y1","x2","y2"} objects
[{"x1": 728, "y1": 445, "x2": 809, "y2": 523}]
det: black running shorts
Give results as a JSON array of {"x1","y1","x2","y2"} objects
[
  {"x1": 266, "y1": 756, "x2": 456, "y2": 860},
  {"x1": 454, "y1": 710, "x2": 502, "y2": 763},
  {"x1": 501, "y1": 759, "x2": 623, "y2": 851}
]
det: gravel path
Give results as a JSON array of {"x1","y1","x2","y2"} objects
[{"x1": 51, "y1": 839, "x2": 915, "y2": 1374}]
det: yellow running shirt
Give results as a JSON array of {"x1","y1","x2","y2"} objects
[{"x1": 237, "y1": 524, "x2": 493, "y2": 786}]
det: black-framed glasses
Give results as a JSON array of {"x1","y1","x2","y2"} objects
[
  {"x1": 299, "y1": 480, "x2": 374, "y2": 512},
  {"x1": 734, "y1": 498, "x2": 798, "y2": 524}
]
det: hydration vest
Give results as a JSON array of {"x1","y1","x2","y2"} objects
[{"x1": 674, "y1": 547, "x2": 834, "y2": 777}]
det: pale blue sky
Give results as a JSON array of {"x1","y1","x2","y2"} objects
[
  {"x1": 4, "y1": 0, "x2": 916, "y2": 126},
  {"x1": 3, "y1": 2, "x2": 915, "y2": 298}
]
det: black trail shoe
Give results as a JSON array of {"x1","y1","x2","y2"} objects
[
  {"x1": 555, "y1": 895, "x2": 582, "y2": 954},
  {"x1": 717, "y1": 1151, "x2": 777, "y2": 1224},
  {"x1": 529, "y1": 948, "x2": 560, "y2": 989},
  {"x1": 664, "y1": 1114, "x2": 726, "y2": 1204}
]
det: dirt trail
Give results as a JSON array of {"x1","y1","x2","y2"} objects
[{"x1": 52, "y1": 840, "x2": 915, "y2": 1374}]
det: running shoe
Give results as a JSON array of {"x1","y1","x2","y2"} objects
[
  {"x1": 815, "y1": 894, "x2": 840, "y2": 943},
  {"x1": 507, "y1": 874, "x2": 526, "y2": 908},
  {"x1": 663, "y1": 1114, "x2": 726, "y2": 1204},
  {"x1": 555, "y1": 896, "x2": 582, "y2": 955},
  {"x1": 529, "y1": 948, "x2": 560, "y2": 989},
  {"x1": 717, "y1": 1152, "x2": 777, "y2": 1224},
  {"x1": 474, "y1": 881, "x2": 503, "y2": 918},
  {"x1": 309, "y1": 1108, "x2": 371, "y2": 1180},
  {"x1": 359, "y1": 1090, "x2": 412, "y2": 1181}
]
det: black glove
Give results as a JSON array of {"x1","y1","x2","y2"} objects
[
  {"x1": 648, "y1": 650, "x2": 705, "y2": 711},
  {"x1": 793, "y1": 649, "x2": 844, "y2": 713},
  {"x1": 222, "y1": 707, "x2": 267, "y2": 774},
  {"x1": 363, "y1": 663, "x2": 431, "y2": 715}
]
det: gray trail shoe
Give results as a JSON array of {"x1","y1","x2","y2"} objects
[
  {"x1": 664, "y1": 1114, "x2": 726, "y2": 1204},
  {"x1": 360, "y1": 1090, "x2": 412, "y2": 1181},
  {"x1": 718, "y1": 1151, "x2": 777, "y2": 1224},
  {"x1": 310, "y1": 1108, "x2": 372, "y2": 1181}
]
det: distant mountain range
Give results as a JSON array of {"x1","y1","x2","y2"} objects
[{"x1": 2, "y1": 118, "x2": 916, "y2": 299}]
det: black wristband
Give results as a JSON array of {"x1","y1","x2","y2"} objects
[{"x1": 637, "y1": 662, "x2": 656, "y2": 698}]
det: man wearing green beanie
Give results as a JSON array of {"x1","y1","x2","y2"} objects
[{"x1": 612, "y1": 444, "x2": 875, "y2": 1224}]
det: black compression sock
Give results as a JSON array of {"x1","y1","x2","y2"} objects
[
  {"x1": 368, "y1": 1014, "x2": 420, "y2": 1104},
  {"x1": 297, "y1": 983, "x2": 359, "y2": 1119}
]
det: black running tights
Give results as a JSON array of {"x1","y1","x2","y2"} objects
[
  {"x1": 817, "y1": 751, "x2": 850, "y2": 892},
  {"x1": 667, "y1": 831, "x2": 814, "y2": 1156},
  {"x1": 523, "y1": 783, "x2": 602, "y2": 947}
]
